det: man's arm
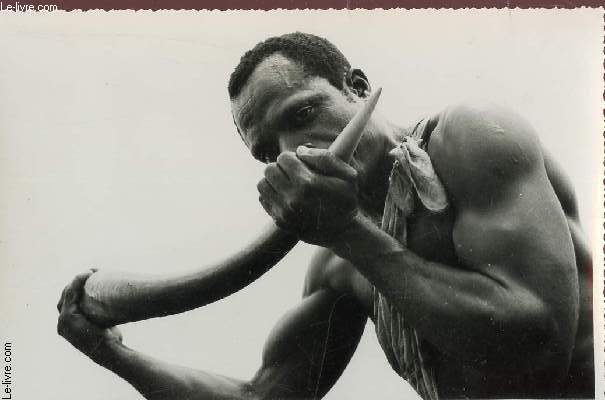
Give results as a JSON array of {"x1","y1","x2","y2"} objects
[
  {"x1": 59, "y1": 261, "x2": 367, "y2": 399},
  {"x1": 327, "y1": 104, "x2": 578, "y2": 373}
]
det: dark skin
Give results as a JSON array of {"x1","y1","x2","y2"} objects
[{"x1": 57, "y1": 53, "x2": 593, "y2": 399}]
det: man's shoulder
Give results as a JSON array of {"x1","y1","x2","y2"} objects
[
  {"x1": 430, "y1": 102, "x2": 543, "y2": 168},
  {"x1": 427, "y1": 103, "x2": 545, "y2": 205}
]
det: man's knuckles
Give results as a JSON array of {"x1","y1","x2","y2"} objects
[
  {"x1": 296, "y1": 147, "x2": 333, "y2": 169},
  {"x1": 276, "y1": 151, "x2": 302, "y2": 175},
  {"x1": 276, "y1": 151, "x2": 297, "y2": 165},
  {"x1": 257, "y1": 178, "x2": 273, "y2": 197},
  {"x1": 263, "y1": 163, "x2": 278, "y2": 179}
]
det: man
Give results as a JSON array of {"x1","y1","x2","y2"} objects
[{"x1": 57, "y1": 32, "x2": 594, "y2": 399}]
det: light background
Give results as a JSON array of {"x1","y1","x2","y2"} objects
[{"x1": 0, "y1": 9, "x2": 603, "y2": 400}]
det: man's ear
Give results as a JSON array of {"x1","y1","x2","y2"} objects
[{"x1": 345, "y1": 68, "x2": 371, "y2": 98}]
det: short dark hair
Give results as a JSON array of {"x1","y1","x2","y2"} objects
[{"x1": 228, "y1": 32, "x2": 351, "y2": 99}]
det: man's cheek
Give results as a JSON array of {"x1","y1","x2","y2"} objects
[
  {"x1": 311, "y1": 109, "x2": 350, "y2": 145},
  {"x1": 355, "y1": 131, "x2": 381, "y2": 160}
]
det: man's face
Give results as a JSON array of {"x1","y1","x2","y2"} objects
[{"x1": 231, "y1": 54, "x2": 368, "y2": 164}]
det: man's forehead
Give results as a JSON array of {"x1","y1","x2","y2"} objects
[
  {"x1": 232, "y1": 54, "x2": 308, "y2": 121},
  {"x1": 248, "y1": 54, "x2": 308, "y2": 90}
]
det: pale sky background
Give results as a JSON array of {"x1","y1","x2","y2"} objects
[{"x1": 0, "y1": 9, "x2": 603, "y2": 400}]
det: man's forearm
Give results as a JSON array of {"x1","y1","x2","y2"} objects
[
  {"x1": 95, "y1": 340, "x2": 250, "y2": 400},
  {"x1": 327, "y1": 215, "x2": 552, "y2": 368}
]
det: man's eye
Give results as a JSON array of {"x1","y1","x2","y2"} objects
[{"x1": 294, "y1": 105, "x2": 315, "y2": 123}]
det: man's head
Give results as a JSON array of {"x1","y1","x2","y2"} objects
[
  {"x1": 228, "y1": 32, "x2": 352, "y2": 101},
  {"x1": 228, "y1": 32, "x2": 397, "y2": 204}
]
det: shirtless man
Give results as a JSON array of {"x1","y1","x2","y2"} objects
[{"x1": 57, "y1": 32, "x2": 594, "y2": 399}]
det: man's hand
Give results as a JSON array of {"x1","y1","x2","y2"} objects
[
  {"x1": 257, "y1": 146, "x2": 359, "y2": 246},
  {"x1": 57, "y1": 270, "x2": 123, "y2": 363}
]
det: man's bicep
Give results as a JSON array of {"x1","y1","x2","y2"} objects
[
  {"x1": 453, "y1": 178, "x2": 576, "y2": 292},
  {"x1": 435, "y1": 104, "x2": 579, "y2": 348},
  {"x1": 436, "y1": 104, "x2": 576, "y2": 285},
  {"x1": 452, "y1": 170, "x2": 579, "y2": 361}
]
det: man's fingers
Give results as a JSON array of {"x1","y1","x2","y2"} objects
[
  {"x1": 71, "y1": 270, "x2": 95, "y2": 291},
  {"x1": 276, "y1": 151, "x2": 311, "y2": 182},
  {"x1": 260, "y1": 196, "x2": 294, "y2": 232},
  {"x1": 57, "y1": 286, "x2": 68, "y2": 313},
  {"x1": 258, "y1": 180, "x2": 282, "y2": 220},
  {"x1": 257, "y1": 181, "x2": 293, "y2": 221},
  {"x1": 57, "y1": 269, "x2": 98, "y2": 313},
  {"x1": 57, "y1": 297, "x2": 82, "y2": 336},
  {"x1": 257, "y1": 177, "x2": 293, "y2": 212},
  {"x1": 296, "y1": 146, "x2": 358, "y2": 182},
  {"x1": 257, "y1": 177, "x2": 278, "y2": 201},
  {"x1": 319, "y1": 175, "x2": 358, "y2": 200},
  {"x1": 57, "y1": 305, "x2": 89, "y2": 337},
  {"x1": 264, "y1": 162, "x2": 290, "y2": 193},
  {"x1": 259, "y1": 196, "x2": 290, "y2": 231},
  {"x1": 64, "y1": 272, "x2": 92, "y2": 304},
  {"x1": 62, "y1": 270, "x2": 95, "y2": 309},
  {"x1": 258, "y1": 195, "x2": 273, "y2": 217}
]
